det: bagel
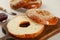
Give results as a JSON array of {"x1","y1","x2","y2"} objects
[
  {"x1": 7, "y1": 14, "x2": 44, "y2": 38},
  {"x1": 26, "y1": 9, "x2": 58, "y2": 25},
  {"x1": 10, "y1": 0, "x2": 42, "y2": 9}
]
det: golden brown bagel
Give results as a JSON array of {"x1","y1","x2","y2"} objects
[
  {"x1": 26, "y1": 9, "x2": 58, "y2": 25},
  {"x1": 10, "y1": 0, "x2": 42, "y2": 9},
  {"x1": 7, "y1": 14, "x2": 44, "y2": 38}
]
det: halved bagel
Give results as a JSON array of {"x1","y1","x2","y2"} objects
[
  {"x1": 10, "y1": 0, "x2": 42, "y2": 9},
  {"x1": 7, "y1": 14, "x2": 44, "y2": 38},
  {"x1": 26, "y1": 9, "x2": 58, "y2": 25}
]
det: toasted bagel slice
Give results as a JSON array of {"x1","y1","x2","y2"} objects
[
  {"x1": 7, "y1": 14, "x2": 44, "y2": 38},
  {"x1": 26, "y1": 9, "x2": 58, "y2": 25},
  {"x1": 10, "y1": 0, "x2": 42, "y2": 9}
]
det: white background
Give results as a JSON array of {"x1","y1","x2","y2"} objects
[{"x1": 0, "y1": 0, "x2": 60, "y2": 40}]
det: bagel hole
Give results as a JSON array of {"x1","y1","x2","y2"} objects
[{"x1": 20, "y1": 21, "x2": 30, "y2": 27}]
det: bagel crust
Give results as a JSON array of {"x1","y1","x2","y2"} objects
[
  {"x1": 26, "y1": 9, "x2": 58, "y2": 25},
  {"x1": 7, "y1": 14, "x2": 44, "y2": 38},
  {"x1": 10, "y1": 0, "x2": 42, "y2": 9}
]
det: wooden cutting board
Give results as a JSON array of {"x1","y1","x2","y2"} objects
[{"x1": 0, "y1": 18, "x2": 60, "y2": 40}]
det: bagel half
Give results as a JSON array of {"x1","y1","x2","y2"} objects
[
  {"x1": 26, "y1": 9, "x2": 58, "y2": 25},
  {"x1": 10, "y1": 0, "x2": 42, "y2": 9},
  {"x1": 7, "y1": 14, "x2": 44, "y2": 38}
]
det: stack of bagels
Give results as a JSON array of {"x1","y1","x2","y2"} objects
[{"x1": 7, "y1": 0, "x2": 58, "y2": 38}]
